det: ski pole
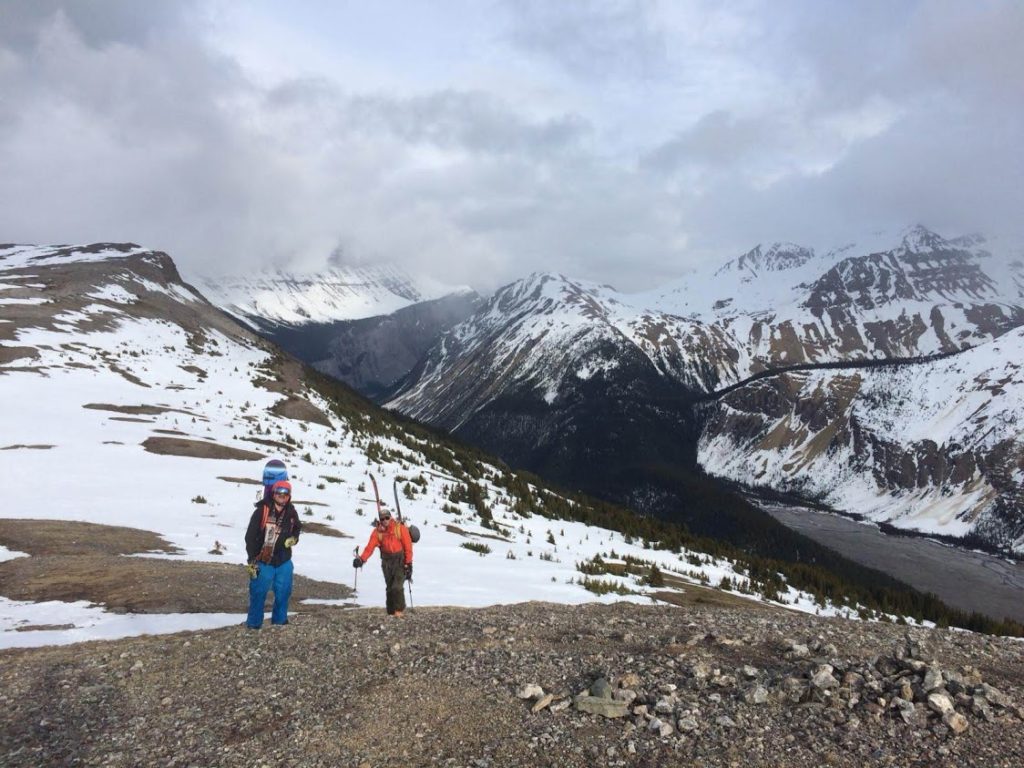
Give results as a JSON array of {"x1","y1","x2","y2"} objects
[
  {"x1": 353, "y1": 545, "x2": 359, "y2": 591},
  {"x1": 407, "y1": 577, "x2": 414, "y2": 611}
]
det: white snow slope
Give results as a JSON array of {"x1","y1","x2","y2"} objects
[
  {"x1": 189, "y1": 263, "x2": 472, "y2": 327},
  {"x1": 0, "y1": 243, "x2": 878, "y2": 649}
]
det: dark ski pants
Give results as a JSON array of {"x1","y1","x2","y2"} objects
[
  {"x1": 247, "y1": 559, "x2": 293, "y2": 628},
  {"x1": 381, "y1": 552, "x2": 406, "y2": 615}
]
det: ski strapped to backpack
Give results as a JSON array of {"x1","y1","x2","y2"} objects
[
  {"x1": 367, "y1": 473, "x2": 422, "y2": 545},
  {"x1": 392, "y1": 478, "x2": 421, "y2": 543}
]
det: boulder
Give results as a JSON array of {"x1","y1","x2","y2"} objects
[{"x1": 574, "y1": 694, "x2": 629, "y2": 719}]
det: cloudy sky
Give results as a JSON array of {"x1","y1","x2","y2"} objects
[{"x1": 1, "y1": 1, "x2": 1021, "y2": 290}]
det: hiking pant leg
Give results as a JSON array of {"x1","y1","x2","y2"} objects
[
  {"x1": 247, "y1": 563, "x2": 274, "y2": 628},
  {"x1": 382, "y1": 552, "x2": 406, "y2": 614},
  {"x1": 271, "y1": 559, "x2": 294, "y2": 625}
]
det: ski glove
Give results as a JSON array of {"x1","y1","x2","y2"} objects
[
  {"x1": 352, "y1": 557, "x2": 363, "y2": 569},
  {"x1": 404, "y1": 563, "x2": 413, "y2": 581},
  {"x1": 283, "y1": 537, "x2": 297, "y2": 549},
  {"x1": 246, "y1": 563, "x2": 259, "y2": 579}
]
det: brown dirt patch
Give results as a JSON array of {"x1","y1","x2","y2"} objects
[
  {"x1": 270, "y1": 396, "x2": 332, "y2": 427},
  {"x1": 254, "y1": 356, "x2": 332, "y2": 427},
  {"x1": 1, "y1": 444, "x2": 54, "y2": 450},
  {"x1": 84, "y1": 403, "x2": 194, "y2": 416},
  {"x1": 179, "y1": 364, "x2": 207, "y2": 379},
  {"x1": 218, "y1": 476, "x2": 263, "y2": 486},
  {"x1": 0, "y1": 519, "x2": 179, "y2": 557},
  {"x1": 14, "y1": 623, "x2": 75, "y2": 632},
  {"x1": 0, "y1": 555, "x2": 350, "y2": 613},
  {"x1": 652, "y1": 574, "x2": 779, "y2": 612},
  {"x1": 0, "y1": 519, "x2": 351, "y2": 613},
  {"x1": 109, "y1": 417, "x2": 154, "y2": 423},
  {"x1": 444, "y1": 523, "x2": 512, "y2": 543},
  {"x1": 0, "y1": 345, "x2": 38, "y2": 364},
  {"x1": 301, "y1": 522, "x2": 351, "y2": 539},
  {"x1": 142, "y1": 437, "x2": 265, "y2": 461},
  {"x1": 240, "y1": 436, "x2": 295, "y2": 451}
]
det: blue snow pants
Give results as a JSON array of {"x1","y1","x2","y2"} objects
[{"x1": 247, "y1": 559, "x2": 293, "y2": 628}]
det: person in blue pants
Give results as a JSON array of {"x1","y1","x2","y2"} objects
[{"x1": 244, "y1": 479, "x2": 301, "y2": 629}]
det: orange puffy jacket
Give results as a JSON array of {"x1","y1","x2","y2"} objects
[{"x1": 359, "y1": 519, "x2": 413, "y2": 565}]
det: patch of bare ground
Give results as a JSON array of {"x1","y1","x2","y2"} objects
[
  {"x1": 0, "y1": 520, "x2": 350, "y2": 613},
  {"x1": 218, "y1": 476, "x2": 263, "y2": 486},
  {"x1": 1, "y1": 444, "x2": 54, "y2": 450},
  {"x1": 302, "y1": 522, "x2": 351, "y2": 539},
  {"x1": 240, "y1": 435, "x2": 295, "y2": 451},
  {"x1": 153, "y1": 428, "x2": 188, "y2": 435},
  {"x1": 0, "y1": 345, "x2": 38, "y2": 364},
  {"x1": 106, "y1": 363, "x2": 150, "y2": 387},
  {"x1": 14, "y1": 623, "x2": 75, "y2": 632},
  {"x1": 255, "y1": 356, "x2": 333, "y2": 427},
  {"x1": 445, "y1": 523, "x2": 513, "y2": 543},
  {"x1": 83, "y1": 403, "x2": 196, "y2": 417},
  {"x1": 0, "y1": 519, "x2": 179, "y2": 557},
  {"x1": 1, "y1": 603, "x2": 1023, "y2": 768},
  {"x1": 0, "y1": 555, "x2": 348, "y2": 614},
  {"x1": 109, "y1": 416, "x2": 153, "y2": 423},
  {"x1": 142, "y1": 436, "x2": 265, "y2": 461},
  {"x1": 270, "y1": 396, "x2": 333, "y2": 427},
  {"x1": 179, "y1": 364, "x2": 207, "y2": 379}
]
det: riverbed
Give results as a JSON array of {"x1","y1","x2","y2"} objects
[{"x1": 759, "y1": 501, "x2": 1024, "y2": 625}]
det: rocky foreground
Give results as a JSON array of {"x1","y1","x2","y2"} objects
[{"x1": 2, "y1": 602, "x2": 1024, "y2": 767}]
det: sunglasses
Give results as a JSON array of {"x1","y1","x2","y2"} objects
[
  {"x1": 378, "y1": 515, "x2": 391, "y2": 522},
  {"x1": 273, "y1": 490, "x2": 291, "y2": 497}
]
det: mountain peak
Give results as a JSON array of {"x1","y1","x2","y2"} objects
[
  {"x1": 715, "y1": 241, "x2": 815, "y2": 277},
  {"x1": 899, "y1": 224, "x2": 947, "y2": 253}
]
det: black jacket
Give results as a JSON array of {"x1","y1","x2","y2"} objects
[{"x1": 245, "y1": 500, "x2": 301, "y2": 567}]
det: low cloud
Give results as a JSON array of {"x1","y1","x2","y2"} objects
[{"x1": 0, "y1": 1, "x2": 1020, "y2": 293}]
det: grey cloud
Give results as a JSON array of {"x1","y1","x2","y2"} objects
[
  {"x1": 0, "y1": 1, "x2": 1021, "y2": 295},
  {"x1": 642, "y1": 110, "x2": 779, "y2": 172},
  {"x1": 0, "y1": 0, "x2": 197, "y2": 50},
  {"x1": 502, "y1": 0, "x2": 668, "y2": 80},
  {"x1": 266, "y1": 81, "x2": 591, "y2": 158}
]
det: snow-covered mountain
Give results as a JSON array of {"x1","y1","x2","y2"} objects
[
  {"x1": 190, "y1": 263, "x2": 473, "y2": 328},
  {"x1": 385, "y1": 227, "x2": 1024, "y2": 554},
  {"x1": 0, "y1": 242, "x2": 856, "y2": 648},
  {"x1": 700, "y1": 329, "x2": 1024, "y2": 553}
]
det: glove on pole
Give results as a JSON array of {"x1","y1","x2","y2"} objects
[{"x1": 353, "y1": 546, "x2": 360, "y2": 590}]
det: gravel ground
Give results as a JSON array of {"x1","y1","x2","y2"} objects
[{"x1": 2, "y1": 602, "x2": 1023, "y2": 767}]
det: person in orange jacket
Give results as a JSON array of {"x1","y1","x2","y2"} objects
[{"x1": 353, "y1": 507, "x2": 413, "y2": 616}]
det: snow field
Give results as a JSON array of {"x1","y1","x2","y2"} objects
[{"x1": 0, "y1": 248, "x2": 931, "y2": 648}]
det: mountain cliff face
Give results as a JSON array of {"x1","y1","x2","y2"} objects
[
  {"x1": 307, "y1": 291, "x2": 480, "y2": 399},
  {"x1": 386, "y1": 227, "x2": 1024, "y2": 554},
  {"x1": 699, "y1": 329, "x2": 1024, "y2": 553}
]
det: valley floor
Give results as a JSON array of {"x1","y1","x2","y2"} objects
[
  {"x1": 760, "y1": 501, "x2": 1024, "y2": 624},
  {"x1": 2, "y1": 602, "x2": 1023, "y2": 767}
]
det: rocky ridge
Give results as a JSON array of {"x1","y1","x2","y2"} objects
[{"x1": 3, "y1": 602, "x2": 1023, "y2": 767}]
